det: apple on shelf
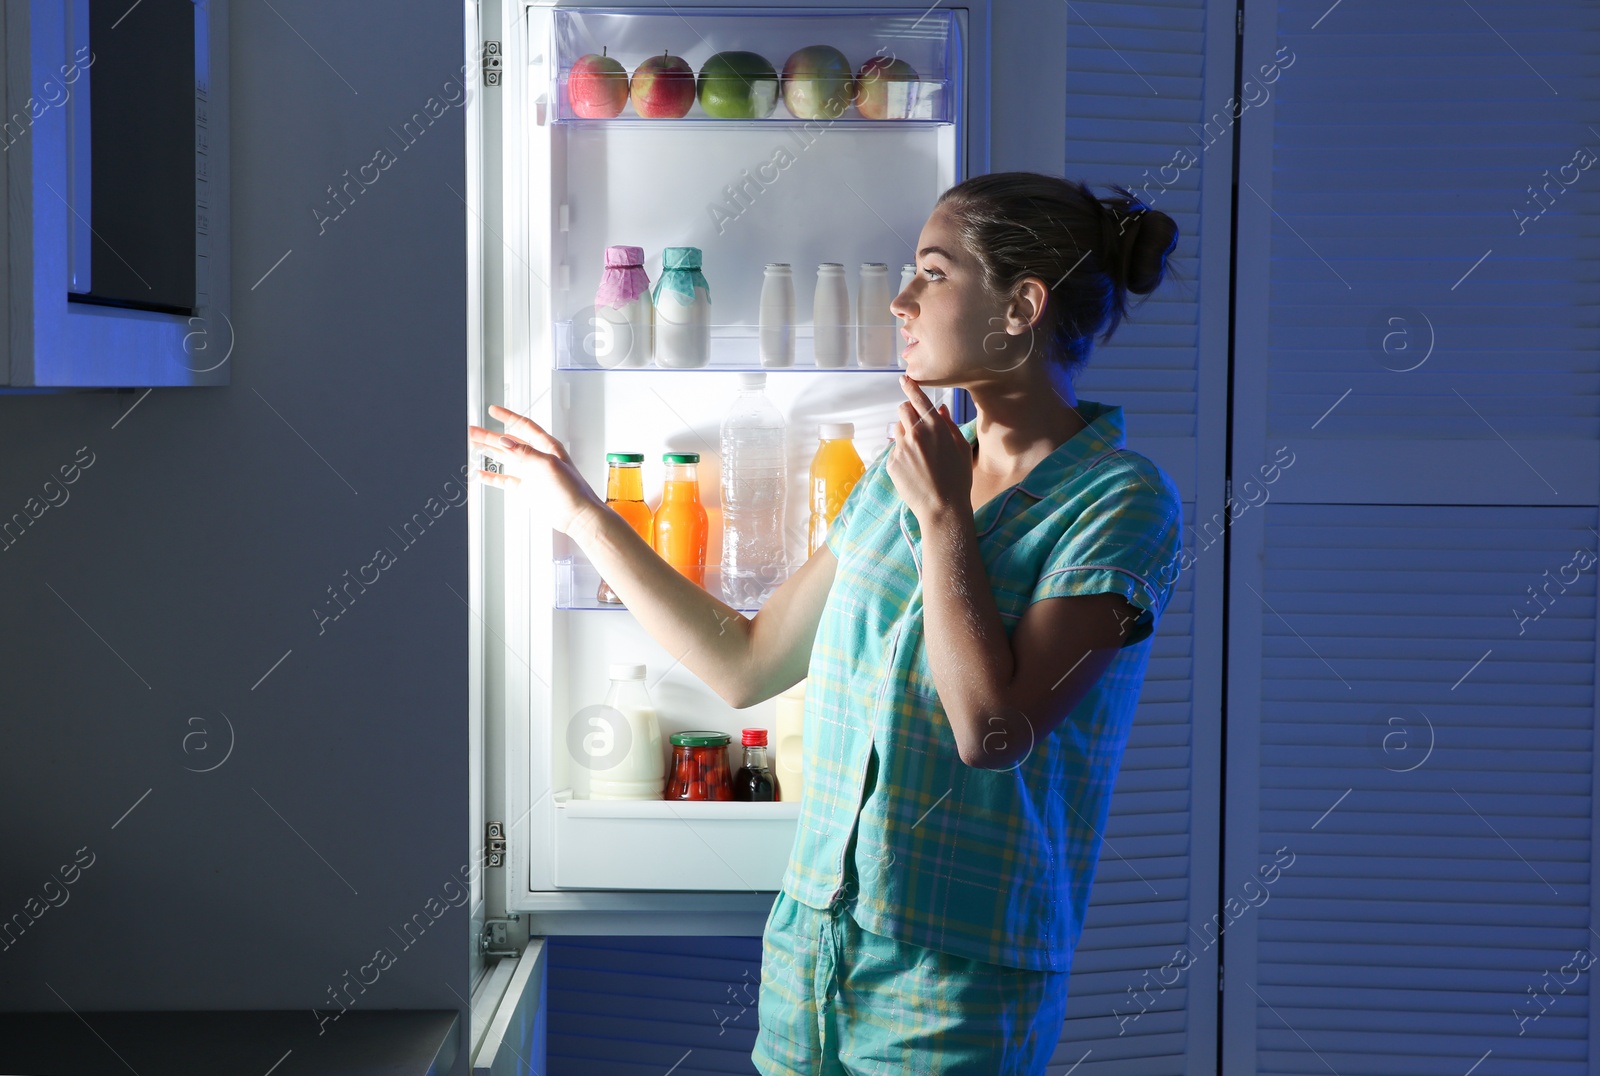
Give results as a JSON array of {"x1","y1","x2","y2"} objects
[
  {"x1": 855, "y1": 55, "x2": 921, "y2": 120},
  {"x1": 632, "y1": 51, "x2": 695, "y2": 118},
  {"x1": 782, "y1": 45, "x2": 855, "y2": 120},
  {"x1": 698, "y1": 50, "x2": 779, "y2": 119},
  {"x1": 568, "y1": 47, "x2": 629, "y2": 119}
]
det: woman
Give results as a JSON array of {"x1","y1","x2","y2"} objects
[{"x1": 470, "y1": 171, "x2": 1184, "y2": 1075}]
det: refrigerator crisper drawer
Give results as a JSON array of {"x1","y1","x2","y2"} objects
[{"x1": 552, "y1": 798, "x2": 800, "y2": 889}]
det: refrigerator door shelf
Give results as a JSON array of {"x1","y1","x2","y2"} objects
[
  {"x1": 556, "y1": 555, "x2": 789, "y2": 613},
  {"x1": 550, "y1": 80, "x2": 951, "y2": 126},
  {"x1": 557, "y1": 319, "x2": 907, "y2": 371},
  {"x1": 548, "y1": 8, "x2": 960, "y2": 125},
  {"x1": 553, "y1": 797, "x2": 800, "y2": 890}
]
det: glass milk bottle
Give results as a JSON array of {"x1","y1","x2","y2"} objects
[
  {"x1": 898, "y1": 263, "x2": 917, "y2": 367},
  {"x1": 587, "y1": 664, "x2": 666, "y2": 801},
  {"x1": 812, "y1": 262, "x2": 850, "y2": 368},
  {"x1": 857, "y1": 262, "x2": 895, "y2": 367},
  {"x1": 759, "y1": 263, "x2": 796, "y2": 368},
  {"x1": 591, "y1": 245, "x2": 653, "y2": 368},
  {"x1": 653, "y1": 246, "x2": 711, "y2": 368}
]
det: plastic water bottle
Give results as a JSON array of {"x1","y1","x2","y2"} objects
[{"x1": 720, "y1": 371, "x2": 789, "y2": 606}]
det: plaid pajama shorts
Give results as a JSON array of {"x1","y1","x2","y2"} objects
[{"x1": 752, "y1": 847, "x2": 1071, "y2": 1076}]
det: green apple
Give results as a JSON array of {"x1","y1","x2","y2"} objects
[{"x1": 697, "y1": 51, "x2": 779, "y2": 119}]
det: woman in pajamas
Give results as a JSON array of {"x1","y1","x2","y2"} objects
[{"x1": 472, "y1": 171, "x2": 1183, "y2": 1075}]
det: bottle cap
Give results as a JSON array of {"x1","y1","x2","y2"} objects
[
  {"x1": 764, "y1": 262, "x2": 792, "y2": 271},
  {"x1": 741, "y1": 728, "x2": 769, "y2": 746},
  {"x1": 739, "y1": 371, "x2": 767, "y2": 389},
  {"x1": 608, "y1": 663, "x2": 647, "y2": 680},
  {"x1": 901, "y1": 263, "x2": 917, "y2": 272},
  {"x1": 670, "y1": 730, "x2": 732, "y2": 747},
  {"x1": 820, "y1": 422, "x2": 854, "y2": 439},
  {"x1": 817, "y1": 262, "x2": 844, "y2": 271},
  {"x1": 606, "y1": 452, "x2": 645, "y2": 464},
  {"x1": 663, "y1": 451, "x2": 700, "y2": 464},
  {"x1": 862, "y1": 262, "x2": 888, "y2": 271}
]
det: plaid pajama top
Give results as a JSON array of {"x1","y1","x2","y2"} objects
[{"x1": 781, "y1": 399, "x2": 1183, "y2": 972}]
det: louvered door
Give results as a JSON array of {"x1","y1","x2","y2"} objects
[
  {"x1": 1225, "y1": 2, "x2": 1600, "y2": 1072},
  {"x1": 1051, "y1": 0, "x2": 1233, "y2": 1072}
]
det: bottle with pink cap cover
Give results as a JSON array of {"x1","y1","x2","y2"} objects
[{"x1": 591, "y1": 245, "x2": 652, "y2": 368}]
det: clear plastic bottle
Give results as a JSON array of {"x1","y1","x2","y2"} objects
[
  {"x1": 721, "y1": 371, "x2": 789, "y2": 607},
  {"x1": 588, "y1": 664, "x2": 666, "y2": 801}
]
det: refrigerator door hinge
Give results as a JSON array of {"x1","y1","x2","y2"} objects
[
  {"x1": 480, "y1": 914, "x2": 525, "y2": 958},
  {"x1": 482, "y1": 41, "x2": 502, "y2": 86},
  {"x1": 484, "y1": 821, "x2": 507, "y2": 868},
  {"x1": 1236, "y1": 8, "x2": 1243, "y2": 35},
  {"x1": 1224, "y1": 478, "x2": 1231, "y2": 505}
]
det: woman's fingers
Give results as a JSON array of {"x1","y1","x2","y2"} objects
[
  {"x1": 487, "y1": 404, "x2": 570, "y2": 462},
  {"x1": 472, "y1": 467, "x2": 521, "y2": 489}
]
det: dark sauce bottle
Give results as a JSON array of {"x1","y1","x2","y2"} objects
[{"x1": 734, "y1": 727, "x2": 779, "y2": 802}]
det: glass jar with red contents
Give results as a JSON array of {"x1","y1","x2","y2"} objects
[{"x1": 666, "y1": 731, "x2": 733, "y2": 801}]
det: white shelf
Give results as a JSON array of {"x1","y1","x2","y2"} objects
[
  {"x1": 555, "y1": 319, "x2": 907, "y2": 371},
  {"x1": 553, "y1": 796, "x2": 799, "y2": 890}
]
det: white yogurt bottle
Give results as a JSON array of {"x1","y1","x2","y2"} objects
[
  {"x1": 592, "y1": 244, "x2": 653, "y2": 368},
  {"x1": 812, "y1": 262, "x2": 850, "y2": 368},
  {"x1": 897, "y1": 263, "x2": 916, "y2": 368},
  {"x1": 653, "y1": 246, "x2": 711, "y2": 368},
  {"x1": 857, "y1": 262, "x2": 895, "y2": 368},
  {"x1": 759, "y1": 263, "x2": 796, "y2": 368}
]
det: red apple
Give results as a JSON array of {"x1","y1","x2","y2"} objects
[
  {"x1": 568, "y1": 47, "x2": 629, "y2": 119},
  {"x1": 854, "y1": 55, "x2": 920, "y2": 120},
  {"x1": 782, "y1": 45, "x2": 854, "y2": 120},
  {"x1": 631, "y1": 51, "x2": 695, "y2": 118}
]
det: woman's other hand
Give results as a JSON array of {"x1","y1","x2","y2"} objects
[
  {"x1": 468, "y1": 404, "x2": 607, "y2": 536},
  {"x1": 888, "y1": 374, "x2": 972, "y2": 523}
]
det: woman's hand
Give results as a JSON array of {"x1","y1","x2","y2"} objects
[
  {"x1": 468, "y1": 404, "x2": 607, "y2": 536},
  {"x1": 887, "y1": 374, "x2": 972, "y2": 524}
]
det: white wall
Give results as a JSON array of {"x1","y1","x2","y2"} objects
[{"x1": 0, "y1": 1, "x2": 470, "y2": 1067}]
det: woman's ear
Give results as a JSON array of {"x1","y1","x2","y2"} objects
[{"x1": 1007, "y1": 276, "x2": 1050, "y2": 334}]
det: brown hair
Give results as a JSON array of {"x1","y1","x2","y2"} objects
[{"x1": 933, "y1": 171, "x2": 1182, "y2": 377}]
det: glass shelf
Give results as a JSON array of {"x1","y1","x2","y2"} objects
[
  {"x1": 555, "y1": 553, "x2": 794, "y2": 614},
  {"x1": 555, "y1": 319, "x2": 907, "y2": 371},
  {"x1": 549, "y1": 80, "x2": 951, "y2": 126}
]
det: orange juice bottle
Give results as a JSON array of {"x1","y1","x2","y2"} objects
[
  {"x1": 653, "y1": 452, "x2": 708, "y2": 588},
  {"x1": 809, "y1": 423, "x2": 865, "y2": 556},
  {"x1": 597, "y1": 452, "x2": 653, "y2": 605}
]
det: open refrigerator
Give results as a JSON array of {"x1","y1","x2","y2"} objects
[{"x1": 484, "y1": 1, "x2": 979, "y2": 929}]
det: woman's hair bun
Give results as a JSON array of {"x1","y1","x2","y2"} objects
[{"x1": 1099, "y1": 186, "x2": 1179, "y2": 297}]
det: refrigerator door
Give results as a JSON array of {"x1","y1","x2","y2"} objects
[{"x1": 507, "y1": 4, "x2": 967, "y2": 897}]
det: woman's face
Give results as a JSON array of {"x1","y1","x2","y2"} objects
[{"x1": 889, "y1": 204, "x2": 1041, "y2": 388}]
